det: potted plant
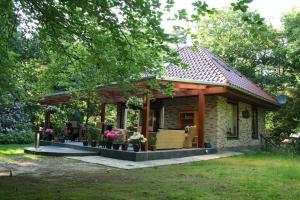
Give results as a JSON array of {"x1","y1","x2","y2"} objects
[
  {"x1": 126, "y1": 96, "x2": 144, "y2": 110},
  {"x1": 128, "y1": 132, "x2": 147, "y2": 152},
  {"x1": 104, "y1": 126, "x2": 118, "y2": 149},
  {"x1": 44, "y1": 128, "x2": 53, "y2": 141},
  {"x1": 149, "y1": 132, "x2": 157, "y2": 151},
  {"x1": 88, "y1": 126, "x2": 100, "y2": 147},
  {"x1": 121, "y1": 141, "x2": 129, "y2": 151},
  {"x1": 112, "y1": 133, "x2": 124, "y2": 150},
  {"x1": 204, "y1": 138, "x2": 212, "y2": 148}
]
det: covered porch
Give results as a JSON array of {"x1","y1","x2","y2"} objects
[{"x1": 39, "y1": 81, "x2": 229, "y2": 152}]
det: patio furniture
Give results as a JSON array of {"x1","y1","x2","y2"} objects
[
  {"x1": 156, "y1": 129, "x2": 185, "y2": 149},
  {"x1": 183, "y1": 126, "x2": 198, "y2": 148}
]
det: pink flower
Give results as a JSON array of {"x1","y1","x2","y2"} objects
[
  {"x1": 104, "y1": 130, "x2": 118, "y2": 139},
  {"x1": 45, "y1": 129, "x2": 53, "y2": 134}
]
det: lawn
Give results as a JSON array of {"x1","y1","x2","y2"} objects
[{"x1": 0, "y1": 144, "x2": 300, "y2": 200}]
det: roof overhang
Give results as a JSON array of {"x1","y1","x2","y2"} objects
[{"x1": 38, "y1": 79, "x2": 278, "y2": 110}]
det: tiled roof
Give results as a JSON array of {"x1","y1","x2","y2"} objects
[{"x1": 165, "y1": 46, "x2": 277, "y2": 104}]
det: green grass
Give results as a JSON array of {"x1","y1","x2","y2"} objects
[
  {"x1": 0, "y1": 144, "x2": 38, "y2": 162},
  {"x1": 0, "y1": 145, "x2": 300, "y2": 200}
]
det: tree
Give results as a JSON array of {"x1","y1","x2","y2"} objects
[
  {"x1": 195, "y1": 8, "x2": 300, "y2": 138},
  {"x1": 196, "y1": 9, "x2": 294, "y2": 91}
]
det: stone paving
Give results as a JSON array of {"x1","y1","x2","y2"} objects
[
  {"x1": 67, "y1": 151, "x2": 243, "y2": 169},
  {"x1": 24, "y1": 146, "x2": 98, "y2": 156}
]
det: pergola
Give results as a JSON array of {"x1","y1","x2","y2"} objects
[{"x1": 39, "y1": 80, "x2": 275, "y2": 151}]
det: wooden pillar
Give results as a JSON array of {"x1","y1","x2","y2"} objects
[
  {"x1": 142, "y1": 95, "x2": 150, "y2": 151},
  {"x1": 44, "y1": 111, "x2": 51, "y2": 130},
  {"x1": 100, "y1": 103, "x2": 106, "y2": 134},
  {"x1": 198, "y1": 93, "x2": 205, "y2": 148}
]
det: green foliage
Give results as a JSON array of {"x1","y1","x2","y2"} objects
[
  {"x1": 126, "y1": 96, "x2": 144, "y2": 109},
  {"x1": 196, "y1": 8, "x2": 300, "y2": 139},
  {"x1": 0, "y1": 131, "x2": 34, "y2": 144},
  {"x1": 88, "y1": 126, "x2": 100, "y2": 140},
  {"x1": 149, "y1": 132, "x2": 157, "y2": 145},
  {"x1": 126, "y1": 109, "x2": 140, "y2": 131},
  {"x1": 0, "y1": 94, "x2": 32, "y2": 133}
]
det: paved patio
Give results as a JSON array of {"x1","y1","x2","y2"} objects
[
  {"x1": 24, "y1": 146, "x2": 98, "y2": 156},
  {"x1": 67, "y1": 151, "x2": 243, "y2": 169}
]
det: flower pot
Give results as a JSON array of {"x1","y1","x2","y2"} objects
[
  {"x1": 46, "y1": 134, "x2": 53, "y2": 141},
  {"x1": 83, "y1": 140, "x2": 88, "y2": 146},
  {"x1": 133, "y1": 144, "x2": 140, "y2": 152},
  {"x1": 121, "y1": 144, "x2": 128, "y2": 151},
  {"x1": 150, "y1": 145, "x2": 156, "y2": 151},
  {"x1": 91, "y1": 140, "x2": 97, "y2": 147},
  {"x1": 59, "y1": 138, "x2": 65, "y2": 143},
  {"x1": 113, "y1": 144, "x2": 120, "y2": 150},
  {"x1": 204, "y1": 143, "x2": 212, "y2": 148},
  {"x1": 141, "y1": 143, "x2": 146, "y2": 151},
  {"x1": 106, "y1": 141, "x2": 112, "y2": 149}
]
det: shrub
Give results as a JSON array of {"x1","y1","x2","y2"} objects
[{"x1": 0, "y1": 131, "x2": 35, "y2": 144}]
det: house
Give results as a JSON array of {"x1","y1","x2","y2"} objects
[{"x1": 39, "y1": 46, "x2": 278, "y2": 151}]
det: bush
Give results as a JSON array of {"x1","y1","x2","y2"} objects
[{"x1": 0, "y1": 131, "x2": 35, "y2": 144}]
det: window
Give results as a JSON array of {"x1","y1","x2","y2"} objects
[
  {"x1": 252, "y1": 107, "x2": 259, "y2": 139},
  {"x1": 227, "y1": 103, "x2": 239, "y2": 139}
]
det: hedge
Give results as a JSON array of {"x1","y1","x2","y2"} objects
[{"x1": 0, "y1": 131, "x2": 35, "y2": 144}]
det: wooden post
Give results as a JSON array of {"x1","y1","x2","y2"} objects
[
  {"x1": 44, "y1": 111, "x2": 51, "y2": 130},
  {"x1": 198, "y1": 92, "x2": 205, "y2": 148},
  {"x1": 100, "y1": 103, "x2": 106, "y2": 134},
  {"x1": 142, "y1": 95, "x2": 150, "y2": 151}
]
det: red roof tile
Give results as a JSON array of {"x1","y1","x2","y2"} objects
[{"x1": 165, "y1": 46, "x2": 277, "y2": 104}]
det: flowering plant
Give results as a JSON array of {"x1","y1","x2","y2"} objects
[
  {"x1": 128, "y1": 132, "x2": 147, "y2": 145},
  {"x1": 104, "y1": 130, "x2": 118, "y2": 140},
  {"x1": 45, "y1": 128, "x2": 53, "y2": 135}
]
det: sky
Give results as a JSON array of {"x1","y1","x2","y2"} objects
[{"x1": 162, "y1": 0, "x2": 300, "y2": 32}]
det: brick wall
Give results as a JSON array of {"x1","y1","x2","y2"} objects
[
  {"x1": 216, "y1": 96, "x2": 264, "y2": 149},
  {"x1": 161, "y1": 95, "x2": 265, "y2": 149}
]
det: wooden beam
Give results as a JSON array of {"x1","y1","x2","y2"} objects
[
  {"x1": 225, "y1": 89, "x2": 277, "y2": 109},
  {"x1": 174, "y1": 83, "x2": 207, "y2": 90},
  {"x1": 202, "y1": 86, "x2": 228, "y2": 95},
  {"x1": 44, "y1": 111, "x2": 51, "y2": 130},
  {"x1": 141, "y1": 95, "x2": 150, "y2": 151},
  {"x1": 100, "y1": 103, "x2": 106, "y2": 134},
  {"x1": 154, "y1": 89, "x2": 199, "y2": 99},
  {"x1": 197, "y1": 93, "x2": 205, "y2": 148}
]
